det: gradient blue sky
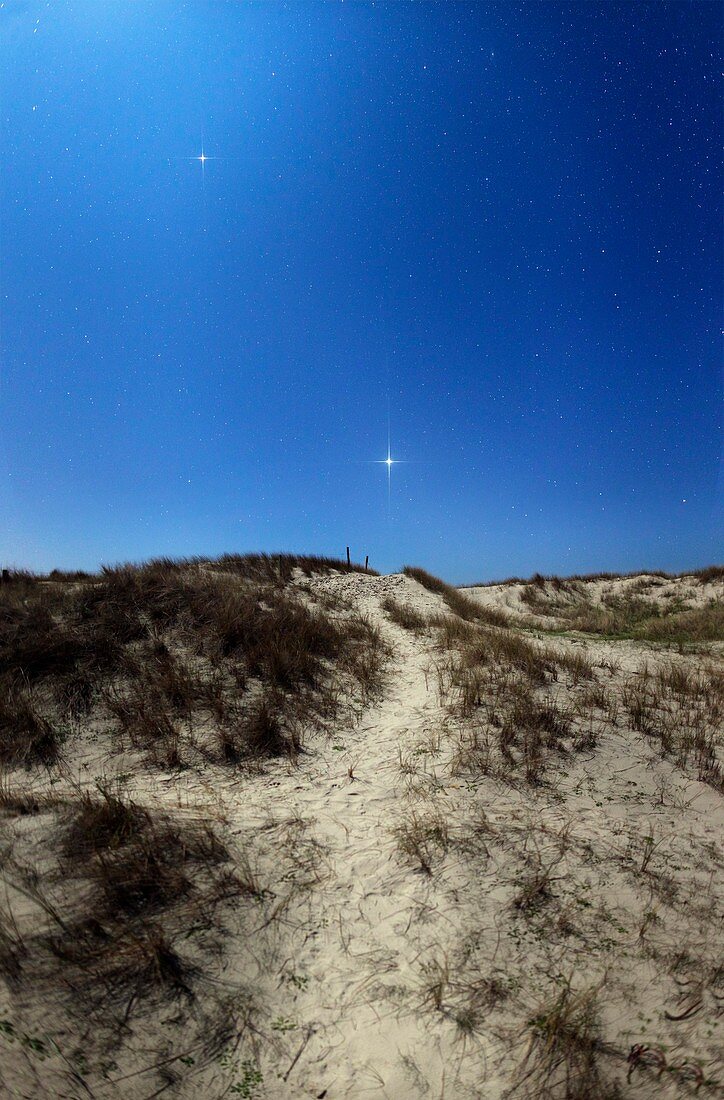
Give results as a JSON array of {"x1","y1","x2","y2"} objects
[{"x1": 2, "y1": 1, "x2": 721, "y2": 583}]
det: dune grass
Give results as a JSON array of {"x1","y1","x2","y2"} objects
[
  {"x1": 620, "y1": 661, "x2": 723, "y2": 790},
  {"x1": 1, "y1": 553, "x2": 721, "y2": 1096},
  {"x1": 520, "y1": 581, "x2": 723, "y2": 644},
  {"x1": 381, "y1": 596, "x2": 430, "y2": 633},
  {"x1": 517, "y1": 982, "x2": 611, "y2": 1099},
  {"x1": 403, "y1": 565, "x2": 511, "y2": 627},
  {"x1": 0, "y1": 555, "x2": 385, "y2": 769},
  {"x1": 0, "y1": 786, "x2": 239, "y2": 1023},
  {"x1": 400, "y1": 570, "x2": 602, "y2": 787},
  {"x1": 0, "y1": 690, "x2": 63, "y2": 768}
]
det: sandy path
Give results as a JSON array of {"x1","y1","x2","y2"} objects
[{"x1": 259, "y1": 590, "x2": 471, "y2": 1099}]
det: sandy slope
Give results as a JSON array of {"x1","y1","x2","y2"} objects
[{"x1": 1, "y1": 569, "x2": 722, "y2": 1099}]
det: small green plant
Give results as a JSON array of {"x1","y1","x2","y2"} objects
[
  {"x1": 229, "y1": 1059, "x2": 263, "y2": 1097},
  {"x1": 0, "y1": 1021, "x2": 49, "y2": 1059},
  {"x1": 271, "y1": 1016, "x2": 297, "y2": 1032},
  {"x1": 286, "y1": 973, "x2": 309, "y2": 990}
]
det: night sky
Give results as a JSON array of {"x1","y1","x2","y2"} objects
[{"x1": 2, "y1": 2, "x2": 721, "y2": 582}]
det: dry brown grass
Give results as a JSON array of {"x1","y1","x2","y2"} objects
[
  {"x1": 63, "y1": 785, "x2": 150, "y2": 856},
  {"x1": 516, "y1": 981, "x2": 613, "y2": 1099},
  {"x1": 442, "y1": 603, "x2": 722, "y2": 788},
  {"x1": 460, "y1": 575, "x2": 530, "y2": 588},
  {"x1": 214, "y1": 551, "x2": 378, "y2": 581},
  {"x1": 394, "y1": 810, "x2": 450, "y2": 875},
  {"x1": 0, "y1": 688, "x2": 63, "y2": 768},
  {"x1": 0, "y1": 556, "x2": 386, "y2": 770},
  {"x1": 555, "y1": 649, "x2": 596, "y2": 684},
  {"x1": 217, "y1": 692, "x2": 297, "y2": 762},
  {"x1": 381, "y1": 596, "x2": 429, "y2": 633},
  {"x1": 432, "y1": 606, "x2": 605, "y2": 785},
  {"x1": 460, "y1": 566, "x2": 722, "y2": 589},
  {"x1": 403, "y1": 566, "x2": 512, "y2": 627},
  {"x1": 620, "y1": 661, "x2": 723, "y2": 790},
  {"x1": 694, "y1": 564, "x2": 724, "y2": 583},
  {"x1": 1, "y1": 787, "x2": 238, "y2": 1016}
]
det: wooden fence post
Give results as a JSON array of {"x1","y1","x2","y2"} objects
[
  {"x1": 365, "y1": 556, "x2": 369, "y2": 573},
  {"x1": 346, "y1": 546, "x2": 351, "y2": 567}
]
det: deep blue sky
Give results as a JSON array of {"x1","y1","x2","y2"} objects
[{"x1": 2, "y1": 1, "x2": 721, "y2": 582}]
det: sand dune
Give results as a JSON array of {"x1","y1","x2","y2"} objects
[{"x1": 0, "y1": 562, "x2": 722, "y2": 1098}]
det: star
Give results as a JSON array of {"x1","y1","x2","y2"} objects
[
  {"x1": 375, "y1": 436, "x2": 399, "y2": 510},
  {"x1": 375, "y1": 446, "x2": 397, "y2": 472},
  {"x1": 196, "y1": 149, "x2": 208, "y2": 180},
  {"x1": 187, "y1": 146, "x2": 217, "y2": 182}
]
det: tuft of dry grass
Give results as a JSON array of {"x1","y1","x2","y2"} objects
[
  {"x1": 381, "y1": 596, "x2": 429, "y2": 633},
  {"x1": 517, "y1": 981, "x2": 611, "y2": 1098},
  {"x1": 452, "y1": 629, "x2": 558, "y2": 698},
  {"x1": 63, "y1": 785, "x2": 150, "y2": 856},
  {"x1": 460, "y1": 574, "x2": 530, "y2": 588},
  {"x1": 620, "y1": 661, "x2": 723, "y2": 789},
  {"x1": 214, "y1": 551, "x2": 379, "y2": 582},
  {"x1": 95, "y1": 925, "x2": 195, "y2": 999},
  {"x1": 218, "y1": 693, "x2": 297, "y2": 762},
  {"x1": 94, "y1": 835, "x2": 194, "y2": 918},
  {"x1": 0, "y1": 688, "x2": 63, "y2": 767},
  {"x1": 500, "y1": 690, "x2": 572, "y2": 785},
  {"x1": 0, "y1": 783, "x2": 55, "y2": 817},
  {"x1": 693, "y1": 564, "x2": 724, "y2": 583},
  {"x1": 2, "y1": 787, "x2": 236, "y2": 1020},
  {"x1": 555, "y1": 649, "x2": 596, "y2": 684},
  {"x1": 394, "y1": 810, "x2": 450, "y2": 875},
  {"x1": 430, "y1": 592, "x2": 604, "y2": 785},
  {"x1": 403, "y1": 566, "x2": 511, "y2": 627}
]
